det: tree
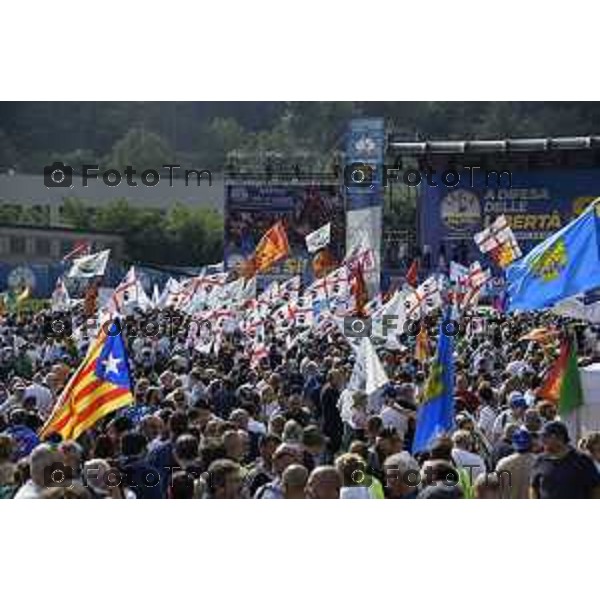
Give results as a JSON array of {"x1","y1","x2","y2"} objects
[
  {"x1": 59, "y1": 197, "x2": 223, "y2": 266},
  {"x1": 0, "y1": 129, "x2": 18, "y2": 167},
  {"x1": 60, "y1": 197, "x2": 95, "y2": 229},
  {"x1": 106, "y1": 128, "x2": 175, "y2": 171},
  {"x1": 165, "y1": 203, "x2": 224, "y2": 264}
]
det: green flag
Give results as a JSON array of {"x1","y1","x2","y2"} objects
[{"x1": 558, "y1": 338, "x2": 584, "y2": 416}]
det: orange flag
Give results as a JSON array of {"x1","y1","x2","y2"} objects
[
  {"x1": 415, "y1": 326, "x2": 429, "y2": 363},
  {"x1": 537, "y1": 337, "x2": 569, "y2": 404},
  {"x1": 242, "y1": 221, "x2": 290, "y2": 277}
]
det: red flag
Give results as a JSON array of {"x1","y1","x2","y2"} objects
[
  {"x1": 63, "y1": 241, "x2": 91, "y2": 262},
  {"x1": 406, "y1": 258, "x2": 419, "y2": 288},
  {"x1": 349, "y1": 261, "x2": 368, "y2": 316}
]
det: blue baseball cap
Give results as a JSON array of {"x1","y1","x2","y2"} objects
[
  {"x1": 512, "y1": 427, "x2": 532, "y2": 452},
  {"x1": 509, "y1": 392, "x2": 527, "y2": 409}
]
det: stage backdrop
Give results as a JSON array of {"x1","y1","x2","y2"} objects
[
  {"x1": 418, "y1": 168, "x2": 600, "y2": 266},
  {"x1": 224, "y1": 182, "x2": 345, "y2": 283}
]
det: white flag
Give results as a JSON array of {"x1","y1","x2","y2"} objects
[
  {"x1": 68, "y1": 249, "x2": 110, "y2": 279},
  {"x1": 345, "y1": 336, "x2": 389, "y2": 413},
  {"x1": 370, "y1": 290, "x2": 407, "y2": 340},
  {"x1": 449, "y1": 261, "x2": 469, "y2": 284},
  {"x1": 474, "y1": 215, "x2": 522, "y2": 267},
  {"x1": 51, "y1": 277, "x2": 71, "y2": 312},
  {"x1": 363, "y1": 336, "x2": 390, "y2": 396},
  {"x1": 405, "y1": 276, "x2": 442, "y2": 318},
  {"x1": 305, "y1": 222, "x2": 331, "y2": 254}
]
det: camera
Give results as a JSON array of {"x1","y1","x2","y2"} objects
[
  {"x1": 343, "y1": 316, "x2": 372, "y2": 338},
  {"x1": 344, "y1": 162, "x2": 374, "y2": 187},
  {"x1": 43, "y1": 161, "x2": 73, "y2": 188},
  {"x1": 44, "y1": 462, "x2": 74, "y2": 488}
]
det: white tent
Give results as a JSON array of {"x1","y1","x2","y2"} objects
[{"x1": 563, "y1": 363, "x2": 600, "y2": 441}]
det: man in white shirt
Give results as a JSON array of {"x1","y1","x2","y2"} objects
[
  {"x1": 25, "y1": 377, "x2": 54, "y2": 419},
  {"x1": 14, "y1": 444, "x2": 62, "y2": 499},
  {"x1": 451, "y1": 429, "x2": 486, "y2": 483},
  {"x1": 379, "y1": 387, "x2": 410, "y2": 438}
]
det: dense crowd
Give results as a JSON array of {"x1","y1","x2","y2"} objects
[{"x1": 1, "y1": 305, "x2": 599, "y2": 499}]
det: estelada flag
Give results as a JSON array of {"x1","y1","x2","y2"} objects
[
  {"x1": 244, "y1": 221, "x2": 290, "y2": 277},
  {"x1": 39, "y1": 320, "x2": 134, "y2": 440}
]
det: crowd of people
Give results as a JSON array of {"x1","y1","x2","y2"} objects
[{"x1": 1, "y1": 303, "x2": 599, "y2": 499}]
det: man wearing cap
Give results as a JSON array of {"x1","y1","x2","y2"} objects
[
  {"x1": 530, "y1": 421, "x2": 600, "y2": 499},
  {"x1": 496, "y1": 428, "x2": 537, "y2": 499},
  {"x1": 491, "y1": 391, "x2": 527, "y2": 443}
]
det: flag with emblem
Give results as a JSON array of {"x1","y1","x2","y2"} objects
[
  {"x1": 242, "y1": 221, "x2": 290, "y2": 277},
  {"x1": 39, "y1": 320, "x2": 134, "y2": 440},
  {"x1": 412, "y1": 309, "x2": 455, "y2": 454},
  {"x1": 474, "y1": 215, "x2": 522, "y2": 268},
  {"x1": 305, "y1": 222, "x2": 331, "y2": 254},
  {"x1": 506, "y1": 199, "x2": 600, "y2": 311},
  {"x1": 68, "y1": 249, "x2": 111, "y2": 279}
]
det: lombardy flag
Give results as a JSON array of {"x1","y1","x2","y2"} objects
[
  {"x1": 39, "y1": 321, "x2": 134, "y2": 440},
  {"x1": 242, "y1": 221, "x2": 290, "y2": 278},
  {"x1": 506, "y1": 199, "x2": 600, "y2": 311},
  {"x1": 412, "y1": 309, "x2": 455, "y2": 454}
]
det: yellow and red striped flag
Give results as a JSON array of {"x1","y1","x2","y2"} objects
[{"x1": 39, "y1": 321, "x2": 134, "y2": 440}]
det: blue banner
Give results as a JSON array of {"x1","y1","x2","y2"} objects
[
  {"x1": 345, "y1": 117, "x2": 386, "y2": 210},
  {"x1": 418, "y1": 168, "x2": 600, "y2": 267}
]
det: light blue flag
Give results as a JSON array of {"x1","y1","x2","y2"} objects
[
  {"x1": 506, "y1": 201, "x2": 600, "y2": 312},
  {"x1": 412, "y1": 312, "x2": 455, "y2": 454}
]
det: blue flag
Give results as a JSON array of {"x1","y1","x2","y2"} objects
[
  {"x1": 506, "y1": 201, "x2": 600, "y2": 312},
  {"x1": 412, "y1": 313, "x2": 455, "y2": 454}
]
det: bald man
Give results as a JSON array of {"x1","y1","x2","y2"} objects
[
  {"x1": 305, "y1": 466, "x2": 341, "y2": 499},
  {"x1": 282, "y1": 464, "x2": 309, "y2": 499}
]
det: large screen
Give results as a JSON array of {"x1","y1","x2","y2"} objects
[{"x1": 224, "y1": 182, "x2": 345, "y2": 281}]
